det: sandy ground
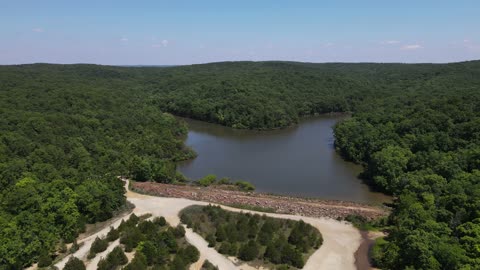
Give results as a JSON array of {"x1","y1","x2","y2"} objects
[
  {"x1": 52, "y1": 180, "x2": 362, "y2": 270},
  {"x1": 126, "y1": 181, "x2": 361, "y2": 270},
  {"x1": 54, "y1": 212, "x2": 133, "y2": 269}
]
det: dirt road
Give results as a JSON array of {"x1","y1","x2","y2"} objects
[
  {"x1": 53, "y1": 180, "x2": 368, "y2": 270},
  {"x1": 127, "y1": 180, "x2": 362, "y2": 270}
]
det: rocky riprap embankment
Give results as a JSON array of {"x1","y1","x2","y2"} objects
[{"x1": 131, "y1": 182, "x2": 388, "y2": 220}]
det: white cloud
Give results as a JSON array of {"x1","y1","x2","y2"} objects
[
  {"x1": 32, "y1": 28, "x2": 44, "y2": 33},
  {"x1": 120, "y1": 37, "x2": 128, "y2": 42},
  {"x1": 402, "y1": 44, "x2": 423, "y2": 50},
  {"x1": 152, "y1": 39, "x2": 169, "y2": 48},
  {"x1": 381, "y1": 40, "x2": 400, "y2": 45}
]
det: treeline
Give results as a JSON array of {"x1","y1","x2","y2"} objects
[
  {"x1": 334, "y1": 89, "x2": 480, "y2": 267},
  {"x1": 0, "y1": 64, "x2": 193, "y2": 269},
  {"x1": 180, "y1": 205, "x2": 322, "y2": 269},
  {"x1": 2, "y1": 60, "x2": 480, "y2": 269},
  {"x1": 150, "y1": 61, "x2": 480, "y2": 129}
]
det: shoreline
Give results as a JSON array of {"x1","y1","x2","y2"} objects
[{"x1": 132, "y1": 181, "x2": 389, "y2": 220}]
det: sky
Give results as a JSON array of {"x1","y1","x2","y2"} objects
[{"x1": 1, "y1": 0, "x2": 479, "y2": 65}]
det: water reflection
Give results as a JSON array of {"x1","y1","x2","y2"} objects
[{"x1": 177, "y1": 116, "x2": 391, "y2": 204}]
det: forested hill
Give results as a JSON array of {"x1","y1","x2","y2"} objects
[
  {"x1": 149, "y1": 60, "x2": 480, "y2": 129},
  {"x1": 1, "y1": 61, "x2": 480, "y2": 269}
]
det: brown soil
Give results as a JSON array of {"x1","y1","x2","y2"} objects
[{"x1": 132, "y1": 182, "x2": 389, "y2": 220}]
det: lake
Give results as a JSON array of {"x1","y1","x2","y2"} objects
[{"x1": 177, "y1": 115, "x2": 390, "y2": 204}]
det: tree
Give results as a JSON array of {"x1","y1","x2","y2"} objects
[
  {"x1": 106, "y1": 227, "x2": 119, "y2": 241},
  {"x1": 173, "y1": 225, "x2": 186, "y2": 238},
  {"x1": 201, "y1": 260, "x2": 218, "y2": 270},
  {"x1": 215, "y1": 226, "x2": 227, "y2": 242},
  {"x1": 123, "y1": 251, "x2": 147, "y2": 270},
  {"x1": 183, "y1": 245, "x2": 200, "y2": 263},
  {"x1": 153, "y1": 216, "x2": 167, "y2": 226},
  {"x1": 90, "y1": 237, "x2": 108, "y2": 254},
  {"x1": 107, "y1": 246, "x2": 128, "y2": 266},
  {"x1": 63, "y1": 256, "x2": 86, "y2": 270},
  {"x1": 238, "y1": 240, "x2": 259, "y2": 261},
  {"x1": 37, "y1": 251, "x2": 52, "y2": 267},
  {"x1": 137, "y1": 241, "x2": 157, "y2": 265}
]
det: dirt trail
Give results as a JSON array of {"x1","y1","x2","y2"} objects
[
  {"x1": 54, "y1": 212, "x2": 133, "y2": 269},
  {"x1": 53, "y1": 180, "x2": 368, "y2": 270},
  {"x1": 127, "y1": 180, "x2": 362, "y2": 270}
]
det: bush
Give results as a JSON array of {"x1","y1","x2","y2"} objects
[
  {"x1": 235, "y1": 181, "x2": 255, "y2": 191},
  {"x1": 173, "y1": 225, "x2": 186, "y2": 238},
  {"x1": 182, "y1": 245, "x2": 200, "y2": 263},
  {"x1": 106, "y1": 227, "x2": 119, "y2": 241},
  {"x1": 120, "y1": 227, "x2": 144, "y2": 252},
  {"x1": 239, "y1": 240, "x2": 259, "y2": 261},
  {"x1": 107, "y1": 246, "x2": 128, "y2": 266},
  {"x1": 215, "y1": 226, "x2": 226, "y2": 242},
  {"x1": 123, "y1": 251, "x2": 147, "y2": 270},
  {"x1": 37, "y1": 251, "x2": 52, "y2": 267},
  {"x1": 63, "y1": 256, "x2": 86, "y2": 270},
  {"x1": 137, "y1": 241, "x2": 157, "y2": 266},
  {"x1": 90, "y1": 237, "x2": 108, "y2": 254},
  {"x1": 206, "y1": 233, "x2": 216, "y2": 247},
  {"x1": 170, "y1": 255, "x2": 186, "y2": 270},
  {"x1": 153, "y1": 216, "x2": 167, "y2": 226},
  {"x1": 198, "y1": 174, "x2": 217, "y2": 186},
  {"x1": 70, "y1": 240, "x2": 80, "y2": 253},
  {"x1": 201, "y1": 260, "x2": 218, "y2": 270},
  {"x1": 217, "y1": 177, "x2": 231, "y2": 185}
]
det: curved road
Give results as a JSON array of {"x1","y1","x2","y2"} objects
[{"x1": 55, "y1": 180, "x2": 362, "y2": 270}]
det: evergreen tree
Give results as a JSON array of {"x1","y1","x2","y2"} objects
[{"x1": 63, "y1": 257, "x2": 86, "y2": 270}]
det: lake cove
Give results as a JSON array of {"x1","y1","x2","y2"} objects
[{"x1": 177, "y1": 116, "x2": 391, "y2": 204}]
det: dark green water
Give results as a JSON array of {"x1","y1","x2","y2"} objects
[{"x1": 178, "y1": 115, "x2": 390, "y2": 204}]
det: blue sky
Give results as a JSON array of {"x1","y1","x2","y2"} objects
[{"x1": 1, "y1": 0, "x2": 479, "y2": 65}]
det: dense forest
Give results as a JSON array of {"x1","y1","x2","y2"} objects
[
  {"x1": 0, "y1": 65, "x2": 193, "y2": 269},
  {"x1": 1, "y1": 60, "x2": 479, "y2": 269},
  {"x1": 333, "y1": 83, "x2": 480, "y2": 267}
]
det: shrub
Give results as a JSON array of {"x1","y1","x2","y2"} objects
[
  {"x1": 198, "y1": 174, "x2": 217, "y2": 186},
  {"x1": 90, "y1": 237, "x2": 108, "y2": 254},
  {"x1": 238, "y1": 240, "x2": 259, "y2": 261},
  {"x1": 63, "y1": 256, "x2": 86, "y2": 270},
  {"x1": 37, "y1": 251, "x2": 52, "y2": 267},
  {"x1": 215, "y1": 226, "x2": 226, "y2": 242},
  {"x1": 201, "y1": 260, "x2": 218, "y2": 270},
  {"x1": 70, "y1": 240, "x2": 80, "y2": 253},
  {"x1": 217, "y1": 177, "x2": 231, "y2": 185},
  {"x1": 137, "y1": 241, "x2": 157, "y2": 266},
  {"x1": 182, "y1": 245, "x2": 200, "y2": 263},
  {"x1": 120, "y1": 227, "x2": 143, "y2": 252},
  {"x1": 106, "y1": 227, "x2": 119, "y2": 241},
  {"x1": 153, "y1": 216, "x2": 167, "y2": 226},
  {"x1": 123, "y1": 251, "x2": 148, "y2": 270},
  {"x1": 173, "y1": 225, "x2": 186, "y2": 238},
  {"x1": 206, "y1": 233, "x2": 216, "y2": 247},
  {"x1": 235, "y1": 181, "x2": 255, "y2": 191},
  {"x1": 107, "y1": 246, "x2": 128, "y2": 266}
]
